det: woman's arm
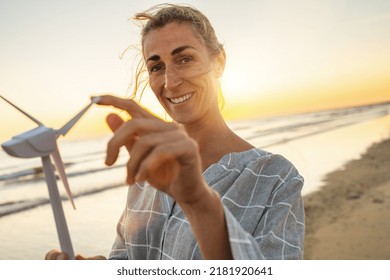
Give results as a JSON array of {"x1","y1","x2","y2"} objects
[{"x1": 179, "y1": 184, "x2": 232, "y2": 259}]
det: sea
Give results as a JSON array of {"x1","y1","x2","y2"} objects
[{"x1": 1, "y1": 102, "x2": 389, "y2": 259}]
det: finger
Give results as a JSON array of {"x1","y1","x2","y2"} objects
[
  {"x1": 75, "y1": 254, "x2": 106, "y2": 260},
  {"x1": 45, "y1": 249, "x2": 60, "y2": 260},
  {"x1": 93, "y1": 94, "x2": 160, "y2": 120},
  {"x1": 106, "y1": 119, "x2": 176, "y2": 166},
  {"x1": 56, "y1": 252, "x2": 69, "y2": 260},
  {"x1": 45, "y1": 249, "x2": 68, "y2": 260},
  {"x1": 126, "y1": 130, "x2": 183, "y2": 184},
  {"x1": 106, "y1": 113, "x2": 125, "y2": 133},
  {"x1": 91, "y1": 255, "x2": 107, "y2": 260},
  {"x1": 106, "y1": 113, "x2": 133, "y2": 153},
  {"x1": 75, "y1": 254, "x2": 87, "y2": 260},
  {"x1": 135, "y1": 142, "x2": 181, "y2": 188}
]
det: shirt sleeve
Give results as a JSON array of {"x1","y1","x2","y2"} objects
[
  {"x1": 108, "y1": 209, "x2": 129, "y2": 260},
  {"x1": 224, "y1": 155, "x2": 305, "y2": 260}
]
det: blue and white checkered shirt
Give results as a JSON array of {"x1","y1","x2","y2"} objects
[{"x1": 109, "y1": 148, "x2": 305, "y2": 259}]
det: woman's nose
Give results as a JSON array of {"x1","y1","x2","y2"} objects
[{"x1": 164, "y1": 66, "x2": 182, "y2": 91}]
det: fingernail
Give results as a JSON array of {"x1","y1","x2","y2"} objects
[{"x1": 91, "y1": 96, "x2": 101, "y2": 104}]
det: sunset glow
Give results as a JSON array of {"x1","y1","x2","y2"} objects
[{"x1": 1, "y1": 0, "x2": 389, "y2": 141}]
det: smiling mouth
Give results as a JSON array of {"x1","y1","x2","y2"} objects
[{"x1": 168, "y1": 93, "x2": 193, "y2": 104}]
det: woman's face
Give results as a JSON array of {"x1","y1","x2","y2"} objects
[{"x1": 143, "y1": 22, "x2": 222, "y2": 124}]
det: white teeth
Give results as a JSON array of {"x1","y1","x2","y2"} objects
[{"x1": 169, "y1": 93, "x2": 192, "y2": 104}]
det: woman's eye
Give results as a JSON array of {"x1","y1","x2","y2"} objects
[
  {"x1": 150, "y1": 64, "x2": 164, "y2": 73},
  {"x1": 180, "y1": 56, "x2": 192, "y2": 64}
]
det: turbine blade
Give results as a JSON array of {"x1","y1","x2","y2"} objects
[
  {"x1": 51, "y1": 147, "x2": 76, "y2": 210},
  {"x1": 0, "y1": 95, "x2": 43, "y2": 126},
  {"x1": 56, "y1": 97, "x2": 99, "y2": 137}
]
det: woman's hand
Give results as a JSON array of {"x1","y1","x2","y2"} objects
[
  {"x1": 96, "y1": 95, "x2": 208, "y2": 205},
  {"x1": 95, "y1": 94, "x2": 232, "y2": 259},
  {"x1": 45, "y1": 249, "x2": 106, "y2": 260}
]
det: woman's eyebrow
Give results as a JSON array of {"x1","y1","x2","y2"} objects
[
  {"x1": 171, "y1": 45, "x2": 195, "y2": 56},
  {"x1": 146, "y1": 46, "x2": 195, "y2": 63},
  {"x1": 146, "y1": 54, "x2": 160, "y2": 63}
]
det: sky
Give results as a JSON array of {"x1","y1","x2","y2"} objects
[{"x1": 1, "y1": 0, "x2": 390, "y2": 141}]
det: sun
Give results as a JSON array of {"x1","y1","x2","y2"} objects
[{"x1": 221, "y1": 69, "x2": 249, "y2": 97}]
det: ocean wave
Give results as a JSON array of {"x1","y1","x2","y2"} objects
[
  {"x1": 0, "y1": 162, "x2": 126, "y2": 186},
  {"x1": 0, "y1": 182, "x2": 126, "y2": 217},
  {"x1": 0, "y1": 162, "x2": 74, "y2": 184},
  {"x1": 245, "y1": 107, "x2": 389, "y2": 148}
]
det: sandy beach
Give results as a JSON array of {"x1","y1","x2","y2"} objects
[{"x1": 304, "y1": 137, "x2": 390, "y2": 259}]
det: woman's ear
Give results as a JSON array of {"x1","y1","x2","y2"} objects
[{"x1": 214, "y1": 49, "x2": 226, "y2": 78}]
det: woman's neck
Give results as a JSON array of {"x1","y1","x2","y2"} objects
[{"x1": 180, "y1": 112, "x2": 254, "y2": 171}]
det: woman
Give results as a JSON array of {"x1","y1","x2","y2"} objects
[{"x1": 47, "y1": 3, "x2": 304, "y2": 260}]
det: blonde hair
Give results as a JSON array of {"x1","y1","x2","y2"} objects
[{"x1": 136, "y1": 4, "x2": 223, "y2": 56}]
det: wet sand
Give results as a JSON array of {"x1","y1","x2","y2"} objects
[{"x1": 304, "y1": 137, "x2": 390, "y2": 259}]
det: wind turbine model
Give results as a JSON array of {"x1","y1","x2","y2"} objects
[{"x1": 1, "y1": 95, "x2": 100, "y2": 259}]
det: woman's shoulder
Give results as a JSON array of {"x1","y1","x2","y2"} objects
[
  {"x1": 219, "y1": 148, "x2": 292, "y2": 166},
  {"x1": 218, "y1": 148, "x2": 302, "y2": 180}
]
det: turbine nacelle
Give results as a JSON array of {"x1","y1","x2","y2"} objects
[{"x1": 2, "y1": 126, "x2": 56, "y2": 158}]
